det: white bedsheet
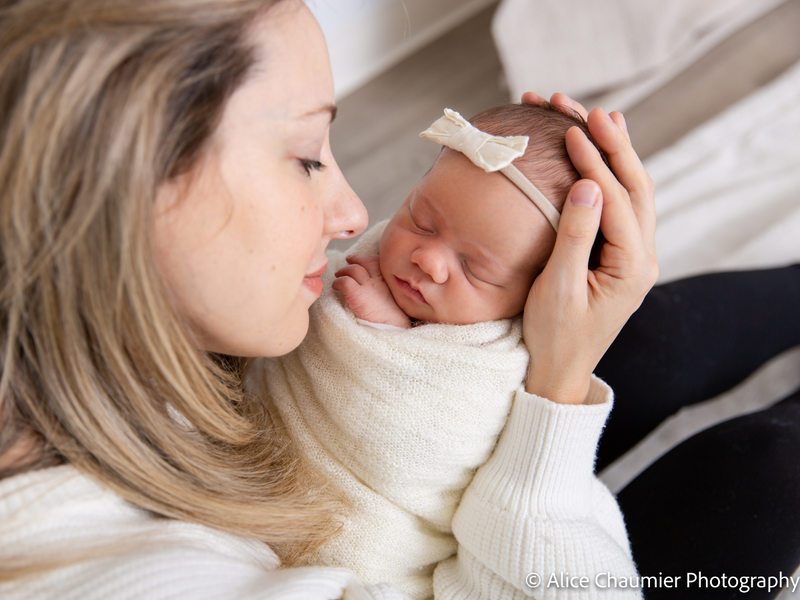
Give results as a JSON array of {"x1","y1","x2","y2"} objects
[
  {"x1": 492, "y1": 0, "x2": 788, "y2": 111},
  {"x1": 647, "y1": 58, "x2": 800, "y2": 284}
]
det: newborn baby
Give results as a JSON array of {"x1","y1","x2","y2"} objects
[
  {"x1": 333, "y1": 103, "x2": 585, "y2": 329},
  {"x1": 248, "y1": 103, "x2": 630, "y2": 599}
]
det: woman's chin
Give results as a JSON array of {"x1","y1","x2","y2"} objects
[
  {"x1": 199, "y1": 313, "x2": 311, "y2": 358},
  {"x1": 261, "y1": 314, "x2": 310, "y2": 358}
]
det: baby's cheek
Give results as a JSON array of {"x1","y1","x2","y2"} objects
[{"x1": 489, "y1": 286, "x2": 530, "y2": 321}]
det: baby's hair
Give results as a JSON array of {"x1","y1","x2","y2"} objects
[{"x1": 469, "y1": 102, "x2": 610, "y2": 210}]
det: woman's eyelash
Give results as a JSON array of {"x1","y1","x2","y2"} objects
[{"x1": 301, "y1": 159, "x2": 326, "y2": 176}]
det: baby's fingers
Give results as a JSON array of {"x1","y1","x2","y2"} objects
[
  {"x1": 334, "y1": 263, "x2": 371, "y2": 285},
  {"x1": 331, "y1": 275, "x2": 359, "y2": 296},
  {"x1": 345, "y1": 253, "x2": 383, "y2": 278}
]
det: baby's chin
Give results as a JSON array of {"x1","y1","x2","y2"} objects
[{"x1": 389, "y1": 283, "x2": 524, "y2": 325}]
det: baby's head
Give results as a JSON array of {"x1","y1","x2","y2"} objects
[{"x1": 379, "y1": 102, "x2": 606, "y2": 325}]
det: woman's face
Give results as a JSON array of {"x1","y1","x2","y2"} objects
[{"x1": 154, "y1": 0, "x2": 367, "y2": 357}]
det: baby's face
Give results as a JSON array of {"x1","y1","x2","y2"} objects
[{"x1": 379, "y1": 150, "x2": 556, "y2": 325}]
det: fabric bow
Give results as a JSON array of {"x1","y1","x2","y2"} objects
[
  {"x1": 420, "y1": 108, "x2": 528, "y2": 173},
  {"x1": 418, "y1": 108, "x2": 561, "y2": 231}
]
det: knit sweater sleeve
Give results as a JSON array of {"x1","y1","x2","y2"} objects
[{"x1": 433, "y1": 377, "x2": 642, "y2": 600}]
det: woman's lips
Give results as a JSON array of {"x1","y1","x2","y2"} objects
[
  {"x1": 303, "y1": 262, "x2": 327, "y2": 297},
  {"x1": 394, "y1": 276, "x2": 428, "y2": 305}
]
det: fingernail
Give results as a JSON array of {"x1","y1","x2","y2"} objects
[
  {"x1": 571, "y1": 182, "x2": 599, "y2": 207},
  {"x1": 618, "y1": 112, "x2": 628, "y2": 132},
  {"x1": 603, "y1": 110, "x2": 614, "y2": 124}
]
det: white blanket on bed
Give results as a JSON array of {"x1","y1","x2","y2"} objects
[
  {"x1": 647, "y1": 58, "x2": 800, "y2": 284},
  {"x1": 492, "y1": 0, "x2": 789, "y2": 111}
]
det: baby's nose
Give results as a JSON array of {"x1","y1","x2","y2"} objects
[{"x1": 411, "y1": 247, "x2": 448, "y2": 284}]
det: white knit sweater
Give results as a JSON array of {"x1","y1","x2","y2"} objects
[
  {"x1": 0, "y1": 389, "x2": 639, "y2": 599},
  {"x1": 0, "y1": 224, "x2": 641, "y2": 599}
]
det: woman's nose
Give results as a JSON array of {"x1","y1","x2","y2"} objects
[
  {"x1": 323, "y1": 161, "x2": 369, "y2": 240},
  {"x1": 411, "y1": 246, "x2": 448, "y2": 284}
]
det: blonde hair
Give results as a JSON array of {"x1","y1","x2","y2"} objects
[{"x1": 0, "y1": 0, "x2": 343, "y2": 566}]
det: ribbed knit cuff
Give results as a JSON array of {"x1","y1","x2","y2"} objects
[
  {"x1": 450, "y1": 377, "x2": 616, "y2": 589},
  {"x1": 466, "y1": 375, "x2": 612, "y2": 515}
]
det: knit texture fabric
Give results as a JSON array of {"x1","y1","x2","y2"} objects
[
  {"x1": 249, "y1": 221, "x2": 638, "y2": 599},
  {"x1": 0, "y1": 465, "x2": 397, "y2": 600},
  {"x1": 434, "y1": 387, "x2": 640, "y2": 599},
  {"x1": 2, "y1": 382, "x2": 639, "y2": 600},
  {"x1": 248, "y1": 222, "x2": 529, "y2": 598}
]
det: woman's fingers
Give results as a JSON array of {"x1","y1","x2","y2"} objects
[
  {"x1": 584, "y1": 108, "x2": 656, "y2": 252},
  {"x1": 520, "y1": 91, "x2": 590, "y2": 121},
  {"x1": 521, "y1": 91, "x2": 546, "y2": 106},
  {"x1": 520, "y1": 97, "x2": 659, "y2": 406},
  {"x1": 608, "y1": 111, "x2": 630, "y2": 142},
  {"x1": 565, "y1": 126, "x2": 643, "y2": 258},
  {"x1": 550, "y1": 92, "x2": 589, "y2": 120},
  {"x1": 545, "y1": 181, "x2": 604, "y2": 291}
]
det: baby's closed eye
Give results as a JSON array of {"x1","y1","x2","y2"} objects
[{"x1": 462, "y1": 259, "x2": 501, "y2": 287}]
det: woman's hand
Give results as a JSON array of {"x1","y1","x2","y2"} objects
[{"x1": 521, "y1": 93, "x2": 658, "y2": 404}]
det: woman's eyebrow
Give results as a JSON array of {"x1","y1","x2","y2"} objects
[{"x1": 301, "y1": 104, "x2": 337, "y2": 123}]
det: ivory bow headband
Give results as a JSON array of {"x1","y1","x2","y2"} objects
[{"x1": 419, "y1": 108, "x2": 560, "y2": 231}]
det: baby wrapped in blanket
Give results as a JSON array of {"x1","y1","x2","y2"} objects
[{"x1": 248, "y1": 104, "x2": 634, "y2": 598}]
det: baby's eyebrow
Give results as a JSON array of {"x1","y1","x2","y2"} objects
[
  {"x1": 466, "y1": 244, "x2": 508, "y2": 278},
  {"x1": 411, "y1": 192, "x2": 442, "y2": 220}
]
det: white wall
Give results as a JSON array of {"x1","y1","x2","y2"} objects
[{"x1": 306, "y1": 0, "x2": 497, "y2": 99}]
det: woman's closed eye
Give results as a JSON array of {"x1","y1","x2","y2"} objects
[{"x1": 300, "y1": 159, "x2": 326, "y2": 176}]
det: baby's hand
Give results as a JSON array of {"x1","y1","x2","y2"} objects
[{"x1": 332, "y1": 254, "x2": 412, "y2": 329}]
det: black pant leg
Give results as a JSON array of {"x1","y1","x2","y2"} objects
[
  {"x1": 616, "y1": 389, "x2": 800, "y2": 600},
  {"x1": 595, "y1": 264, "x2": 800, "y2": 471}
]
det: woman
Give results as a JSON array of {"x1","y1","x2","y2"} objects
[
  {"x1": 0, "y1": 0, "x2": 653, "y2": 596},
  {"x1": 1, "y1": 0, "x2": 793, "y2": 598}
]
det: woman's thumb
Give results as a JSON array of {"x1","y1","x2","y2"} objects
[{"x1": 548, "y1": 180, "x2": 603, "y2": 285}]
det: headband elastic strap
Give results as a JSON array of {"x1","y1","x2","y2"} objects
[
  {"x1": 420, "y1": 108, "x2": 560, "y2": 231},
  {"x1": 500, "y1": 164, "x2": 561, "y2": 231}
]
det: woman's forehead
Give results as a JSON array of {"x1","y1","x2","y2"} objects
[{"x1": 243, "y1": 0, "x2": 334, "y2": 119}]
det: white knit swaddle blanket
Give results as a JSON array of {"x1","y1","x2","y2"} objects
[{"x1": 248, "y1": 222, "x2": 530, "y2": 599}]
